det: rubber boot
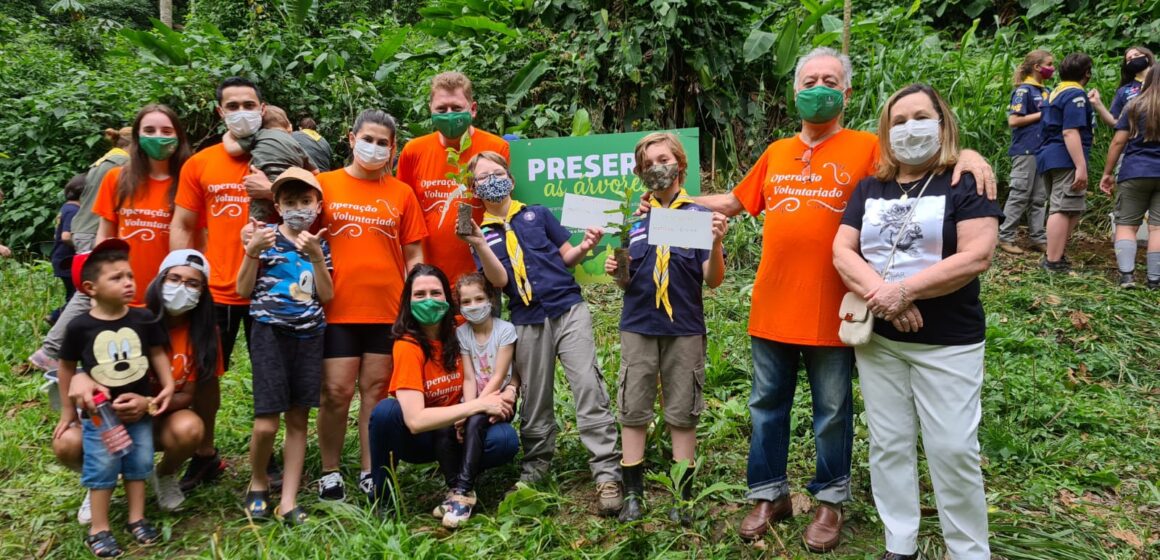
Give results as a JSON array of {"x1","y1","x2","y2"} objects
[
  {"x1": 668, "y1": 463, "x2": 694, "y2": 526},
  {"x1": 618, "y1": 461, "x2": 644, "y2": 522}
]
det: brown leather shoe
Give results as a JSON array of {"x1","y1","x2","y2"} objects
[
  {"x1": 802, "y1": 502, "x2": 843, "y2": 552},
  {"x1": 738, "y1": 497, "x2": 792, "y2": 540},
  {"x1": 998, "y1": 241, "x2": 1025, "y2": 255}
]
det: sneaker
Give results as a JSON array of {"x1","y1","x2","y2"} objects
[
  {"x1": 358, "y1": 472, "x2": 375, "y2": 502},
  {"x1": 318, "y1": 471, "x2": 345, "y2": 501},
  {"x1": 1040, "y1": 256, "x2": 1071, "y2": 273},
  {"x1": 596, "y1": 481, "x2": 623, "y2": 516},
  {"x1": 1029, "y1": 241, "x2": 1047, "y2": 253},
  {"x1": 1119, "y1": 272, "x2": 1137, "y2": 289},
  {"x1": 179, "y1": 450, "x2": 226, "y2": 492},
  {"x1": 432, "y1": 491, "x2": 455, "y2": 518},
  {"x1": 998, "y1": 241, "x2": 1024, "y2": 255},
  {"x1": 28, "y1": 348, "x2": 59, "y2": 372},
  {"x1": 77, "y1": 490, "x2": 92, "y2": 525},
  {"x1": 1148, "y1": 278, "x2": 1160, "y2": 290},
  {"x1": 442, "y1": 491, "x2": 477, "y2": 529},
  {"x1": 153, "y1": 473, "x2": 186, "y2": 511}
]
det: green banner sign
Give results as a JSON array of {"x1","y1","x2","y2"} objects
[{"x1": 508, "y1": 128, "x2": 700, "y2": 283}]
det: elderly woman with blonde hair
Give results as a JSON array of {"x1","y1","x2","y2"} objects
[{"x1": 832, "y1": 83, "x2": 1002, "y2": 560}]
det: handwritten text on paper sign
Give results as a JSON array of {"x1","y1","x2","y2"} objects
[{"x1": 647, "y1": 208, "x2": 714, "y2": 250}]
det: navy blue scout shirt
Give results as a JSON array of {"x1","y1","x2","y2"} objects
[
  {"x1": 1037, "y1": 85, "x2": 1095, "y2": 174},
  {"x1": 1115, "y1": 110, "x2": 1160, "y2": 181},
  {"x1": 620, "y1": 204, "x2": 711, "y2": 336},
  {"x1": 840, "y1": 174, "x2": 1002, "y2": 346},
  {"x1": 249, "y1": 225, "x2": 332, "y2": 335},
  {"x1": 51, "y1": 201, "x2": 80, "y2": 278},
  {"x1": 1007, "y1": 82, "x2": 1050, "y2": 156},
  {"x1": 476, "y1": 205, "x2": 583, "y2": 326},
  {"x1": 1110, "y1": 81, "x2": 1143, "y2": 120}
]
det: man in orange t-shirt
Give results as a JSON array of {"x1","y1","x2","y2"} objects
[
  {"x1": 690, "y1": 48, "x2": 996, "y2": 551},
  {"x1": 396, "y1": 71, "x2": 511, "y2": 285},
  {"x1": 170, "y1": 76, "x2": 275, "y2": 491}
]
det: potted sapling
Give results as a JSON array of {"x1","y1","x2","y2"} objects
[
  {"x1": 444, "y1": 133, "x2": 476, "y2": 236},
  {"x1": 605, "y1": 183, "x2": 641, "y2": 285}
]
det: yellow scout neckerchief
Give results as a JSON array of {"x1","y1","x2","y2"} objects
[
  {"x1": 482, "y1": 200, "x2": 532, "y2": 306},
  {"x1": 1049, "y1": 81, "x2": 1084, "y2": 103},
  {"x1": 649, "y1": 189, "x2": 696, "y2": 320},
  {"x1": 300, "y1": 129, "x2": 323, "y2": 142},
  {"x1": 90, "y1": 147, "x2": 129, "y2": 168}
]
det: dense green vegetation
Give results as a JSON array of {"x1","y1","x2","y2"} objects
[
  {"x1": 2, "y1": 0, "x2": 1159, "y2": 249},
  {"x1": 0, "y1": 0, "x2": 1158, "y2": 558}
]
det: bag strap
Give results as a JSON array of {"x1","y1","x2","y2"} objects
[{"x1": 880, "y1": 172, "x2": 935, "y2": 278}]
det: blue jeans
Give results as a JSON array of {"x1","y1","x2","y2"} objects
[
  {"x1": 369, "y1": 398, "x2": 519, "y2": 503},
  {"x1": 81, "y1": 417, "x2": 153, "y2": 490},
  {"x1": 747, "y1": 337, "x2": 854, "y2": 504}
]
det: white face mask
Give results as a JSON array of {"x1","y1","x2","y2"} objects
[
  {"x1": 889, "y1": 118, "x2": 942, "y2": 165},
  {"x1": 461, "y1": 302, "x2": 492, "y2": 324},
  {"x1": 354, "y1": 139, "x2": 390, "y2": 169},
  {"x1": 162, "y1": 282, "x2": 200, "y2": 316},
  {"x1": 224, "y1": 110, "x2": 262, "y2": 138}
]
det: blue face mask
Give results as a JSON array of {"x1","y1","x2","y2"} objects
[{"x1": 473, "y1": 174, "x2": 514, "y2": 202}]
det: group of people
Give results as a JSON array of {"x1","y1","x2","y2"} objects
[
  {"x1": 999, "y1": 46, "x2": 1160, "y2": 288},
  {"x1": 22, "y1": 41, "x2": 1156, "y2": 560}
]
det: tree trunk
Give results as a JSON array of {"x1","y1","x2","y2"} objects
[
  {"x1": 159, "y1": 0, "x2": 173, "y2": 27},
  {"x1": 842, "y1": 0, "x2": 851, "y2": 55}
]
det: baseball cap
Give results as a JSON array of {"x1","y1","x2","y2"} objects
[
  {"x1": 158, "y1": 249, "x2": 211, "y2": 278},
  {"x1": 271, "y1": 166, "x2": 323, "y2": 198},
  {"x1": 71, "y1": 238, "x2": 131, "y2": 289}
]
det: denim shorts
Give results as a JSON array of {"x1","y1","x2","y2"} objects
[{"x1": 81, "y1": 417, "x2": 154, "y2": 489}]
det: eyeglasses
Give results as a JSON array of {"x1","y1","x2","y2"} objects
[
  {"x1": 797, "y1": 147, "x2": 814, "y2": 183},
  {"x1": 164, "y1": 274, "x2": 203, "y2": 291},
  {"x1": 474, "y1": 171, "x2": 508, "y2": 182}
]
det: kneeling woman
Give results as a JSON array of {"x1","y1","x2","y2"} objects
[
  {"x1": 368, "y1": 264, "x2": 517, "y2": 526},
  {"x1": 832, "y1": 84, "x2": 1001, "y2": 560}
]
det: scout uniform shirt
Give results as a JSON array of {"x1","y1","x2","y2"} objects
[
  {"x1": 396, "y1": 129, "x2": 511, "y2": 284},
  {"x1": 731, "y1": 128, "x2": 879, "y2": 347},
  {"x1": 1115, "y1": 109, "x2": 1160, "y2": 181},
  {"x1": 1036, "y1": 83, "x2": 1095, "y2": 174},
  {"x1": 92, "y1": 166, "x2": 173, "y2": 306},
  {"x1": 476, "y1": 204, "x2": 582, "y2": 326},
  {"x1": 174, "y1": 143, "x2": 254, "y2": 306},
  {"x1": 1008, "y1": 78, "x2": 1051, "y2": 156},
  {"x1": 1110, "y1": 80, "x2": 1144, "y2": 120},
  {"x1": 620, "y1": 205, "x2": 712, "y2": 337}
]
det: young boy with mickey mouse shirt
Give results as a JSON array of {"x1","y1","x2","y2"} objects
[{"x1": 58, "y1": 238, "x2": 175, "y2": 557}]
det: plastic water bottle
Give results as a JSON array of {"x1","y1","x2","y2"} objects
[{"x1": 91, "y1": 392, "x2": 132, "y2": 458}]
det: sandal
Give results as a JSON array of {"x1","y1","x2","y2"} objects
[
  {"x1": 275, "y1": 505, "x2": 309, "y2": 526},
  {"x1": 244, "y1": 490, "x2": 271, "y2": 519},
  {"x1": 126, "y1": 519, "x2": 161, "y2": 545},
  {"x1": 84, "y1": 530, "x2": 123, "y2": 557}
]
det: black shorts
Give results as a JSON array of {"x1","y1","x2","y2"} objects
[
  {"x1": 323, "y1": 323, "x2": 394, "y2": 358},
  {"x1": 250, "y1": 321, "x2": 323, "y2": 416},
  {"x1": 214, "y1": 303, "x2": 252, "y2": 371}
]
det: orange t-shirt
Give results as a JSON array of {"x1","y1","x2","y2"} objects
[
  {"x1": 396, "y1": 129, "x2": 511, "y2": 284},
  {"x1": 166, "y1": 322, "x2": 225, "y2": 392},
  {"x1": 92, "y1": 167, "x2": 173, "y2": 306},
  {"x1": 387, "y1": 337, "x2": 463, "y2": 408},
  {"x1": 174, "y1": 144, "x2": 252, "y2": 305},
  {"x1": 731, "y1": 128, "x2": 880, "y2": 346},
  {"x1": 318, "y1": 169, "x2": 428, "y2": 324}
]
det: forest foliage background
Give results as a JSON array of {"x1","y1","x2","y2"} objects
[{"x1": 0, "y1": 0, "x2": 1158, "y2": 250}]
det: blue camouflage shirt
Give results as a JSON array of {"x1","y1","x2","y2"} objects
[{"x1": 249, "y1": 225, "x2": 332, "y2": 335}]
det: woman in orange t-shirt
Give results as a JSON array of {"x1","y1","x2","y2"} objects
[
  {"x1": 315, "y1": 109, "x2": 428, "y2": 501},
  {"x1": 92, "y1": 104, "x2": 191, "y2": 306},
  {"x1": 368, "y1": 264, "x2": 517, "y2": 526}
]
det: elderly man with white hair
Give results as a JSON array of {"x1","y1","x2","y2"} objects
[{"x1": 685, "y1": 47, "x2": 996, "y2": 552}]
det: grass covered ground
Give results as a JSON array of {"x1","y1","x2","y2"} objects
[{"x1": 0, "y1": 221, "x2": 1157, "y2": 559}]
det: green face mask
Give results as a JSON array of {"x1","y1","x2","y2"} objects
[
  {"x1": 411, "y1": 297, "x2": 450, "y2": 325},
  {"x1": 432, "y1": 111, "x2": 472, "y2": 139},
  {"x1": 139, "y1": 136, "x2": 178, "y2": 161},
  {"x1": 795, "y1": 86, "x2": 845, "y2": 124}
]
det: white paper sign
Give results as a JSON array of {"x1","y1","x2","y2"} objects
[
  {"x1": 647, "y1": 208, "x2": 714, "y2": 250},
  {"x1": 560, "y1": 193, "x2": 624, "y2": 233}
]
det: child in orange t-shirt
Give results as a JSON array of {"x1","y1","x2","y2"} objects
[{"x1": 366, "y1": 264, "x2": 518, "y2": 525}]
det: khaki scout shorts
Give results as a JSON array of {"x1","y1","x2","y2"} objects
[
  {"x1": 617, "y1": 332, "x2": 706, "y2": 429},
  {"x1": 1045, "y1": 168, "x2": 1086, "y2": 214}
]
